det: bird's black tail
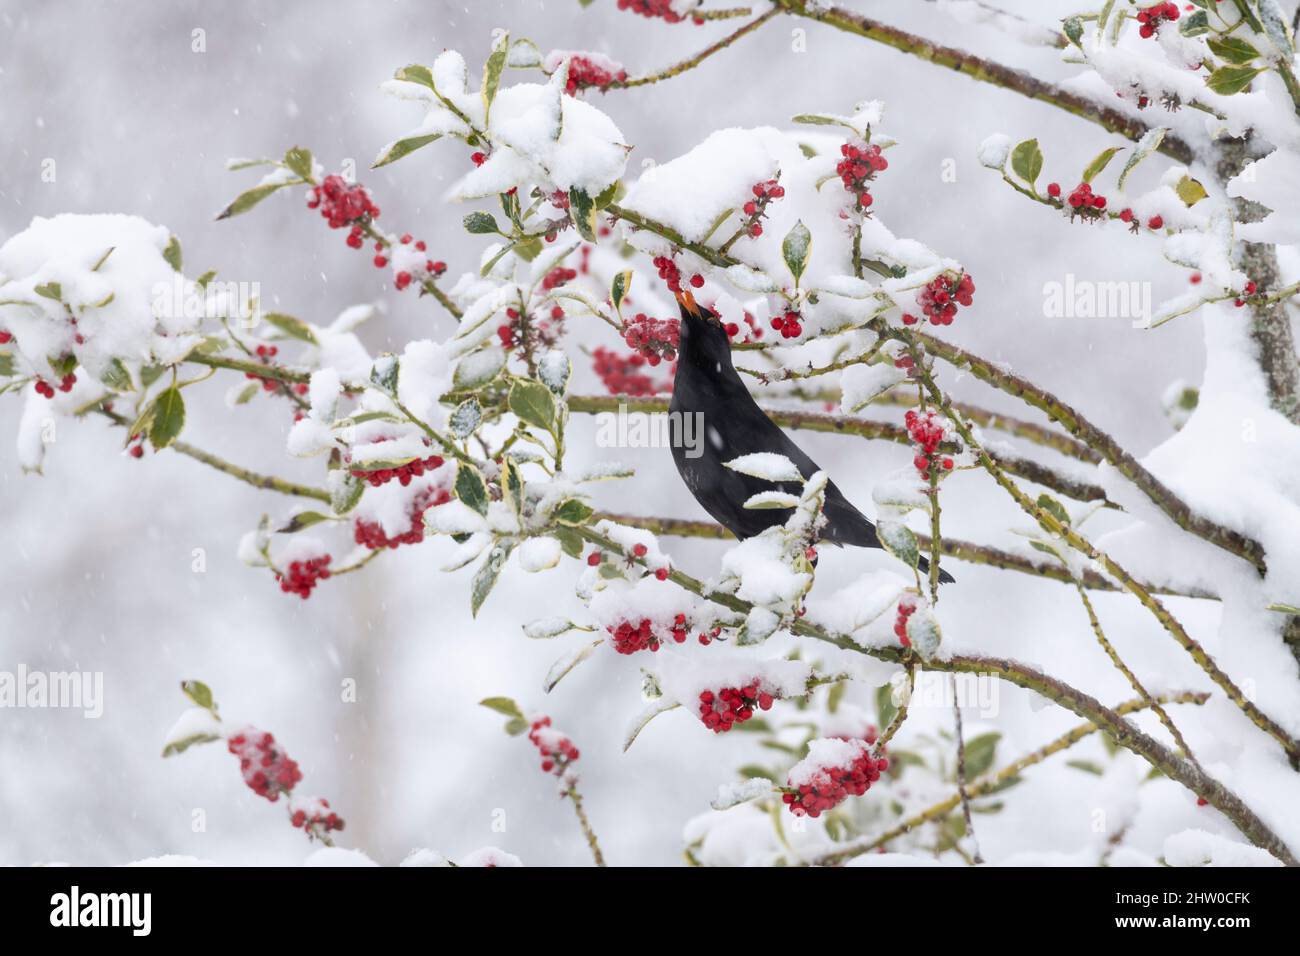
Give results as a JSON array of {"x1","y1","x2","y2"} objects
[
  {"x1": 917, "y1": 553, "x2": 956, "y2": 585},
  {"x1": 822, "y1": 486, "x2": 956, "y2": 584}
]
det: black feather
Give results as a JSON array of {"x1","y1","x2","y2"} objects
[{"x1": 668, "y1": 303, "x2": 954, "y2": 584}]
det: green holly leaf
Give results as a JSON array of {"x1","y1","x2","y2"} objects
[
  {"x1": 372, "y1": 133, "x2": 442, "y2": 169},
  {"x1": 148, "y1": 387, "x2": 186, "y2": 450},
  {"x1": 479, "y1": 696, "x2": 525, "y2": 720},
  {"x1": 552, "y1": 498, "x2": 593, "y2": 525},
  {"x1": 216, "y1": 182, "x2": 289, "y2": 220},
  {"x1": 180, "y1": 679, "x2": 218, "y2": 715},
  {"x1": 1009, "y1": 138, "x2": 1043, "y2": 186},
  {"x1": 1207, "y1": 35, "x2": 1260, "y2": 65},
  {"x1": 162, "y1": 236, "x2": 183, "y2": 272},
  {"x1": 455, "y1": 463, "x2": 490, "y2": 516},
  {"x1": 611, "y1": 269, "x2": 633, "y2": 318},
  {"x1": 1036, "y1": 493, "x2": 1071, "y2": 528},
  {"x1": 567, "y1": 187, "x2": 598, "y2": 242},
  {"x1": 282, "y1": 146, "x2": 314, "y2": 180},
  {"x1": 394, "y1": 64, "x2": 435, "y2": 89},
  {"x1": 509, "y1": 378, "x2": 558, "y2": 432},
  {"x1": 964, "y1": 732, "x2": 1001, "y2": 777},
  {"x1": 1081, "y1": 145, "x2": 1123, "y2": 184},
  {"x1": 1179, "y1": 10, "x2": 1210, "y2": 36},
  {"x1": 782, "y1": 220, "x2": 812, "y2": 284},
  {"x1": 878, "y1": 521, "x2": 919, "y2": 570},
  {"x1": 276, "y1": 511, "x2": 333, "y2": 533},
  {"x1": 263, "y1": 312, "x2": 317, "y2": 344},
  {"x1": 464, "y1": 211, "x2": 502, "y2": 235},
  {"x1": 482, "y1": 31, "x2": 510, "y2": 120},
  {"x1": 1175, "y1": 175, "x2": 1208, "y2": 207},
  {"x1": 1206, "y1": 65, "x2": 1263, "y2": 96}
]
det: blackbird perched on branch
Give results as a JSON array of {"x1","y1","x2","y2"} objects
[{"x1": 668, "y1": 292, "x2": 953, "y2": 584}]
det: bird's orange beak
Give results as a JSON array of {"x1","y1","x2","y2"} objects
[{"x1": 675, "y1": 290, "x2": 702, "y2": 318}]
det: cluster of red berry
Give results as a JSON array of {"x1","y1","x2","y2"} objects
[
  {"x1": 227, "y1": 729, "x2": 303, "y2": 801},
  {"x1": 770, "y1": 310, "x2": 805, "y2": 339},
  {"x1": 243, "y1": 344, "x2": 308, "y2": 397},
  {"x1": 608, "y1": 617, "x2": 661, "y2": 654},
  {"x1": 1136, "y1": 2, "x2": 1179, "y2": 37},
  {"x1": 591, "y1": 346, "x2": 674, "y2": 396},
  {"x1": 836, "y1": 141, "x2": 889, "y2": 211},
  {"x1": 1235, "y1": 280, "x2": 1258, "y2": 308},
  {"x1": 615, "y1": 0, "x2": 704, "y2": 24},
  {"x1": 349, "y1": 453, "x2": 445, "y2": 489},
  {"x1": 390, "y1": 233, "x2": 446, "y2": 292},
  {"x1": 904, "y1": 408, "x2": 953, "y2": 481},
  {"x1": 353, "y1": 487, "x2": 452, "y2": 550},
  {"x1": 541, "y1": 265, "x2": 578, "y2": 292},
  {"x1": 0, "y1": 330, "x2": 11, "y2": 344},
  {"x1": 290, "y1": 796, "x2": 346, "y2": 838},
  {"x1": 739, "y1": 179, "x2": 784, "y2": 239},
  {"x1": 698, "y1": 682, "x2": 776, "y2": 733},
  {"x1": 527, "y1": 715, "x2": 580, "y2": 775},
  {"x1": 126, "y1": 434, "x2": 145, "y2": 459},
  {"x1": 893, "y1": 595, "x2": 918, "y2": 648},
  {"x1": 497, "y1": 305, "x2": 566, "y2": 353},
  {"x1": 783, "y1": 744, "x2": 889, "y2": 817},
  {"x1": 1116, "y1": 208, "x2": 1165, "y2": 232},
  {"x1": 723, "y1": 310, "x2": 764, "y2": 343},
  {"x1": 622, "y1": 312, "x2": 681, "y2": 364},
  {"x1": 1048, "y1": 181, "x2": 1108, "y2": 219},
  {"x1": 307, "y1": 174, "x2": 380, "y2": 230},
  {"x1": 651, "y1": 255, "x2": 703, "y2": 295},
  {"x1": 916, "y1": 272, "x2": 975, "y2": 325},
  {"x1": 276, "y1": 555, "x2": 332, "y2": 599},
  {"x1": 33, "y1": 372, "x2": 76, "y2": 399},
  {"x1": 561, "y1": 55, "x2": 628, "y2": 95}
]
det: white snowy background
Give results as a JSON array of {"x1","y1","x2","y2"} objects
[{"x1": 0, "y1": 0, "x2": 1292, "y2": 865}]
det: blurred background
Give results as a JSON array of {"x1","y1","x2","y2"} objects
[{"x1": 0, "y1": 0, "x2": 1262, "y2": 865}]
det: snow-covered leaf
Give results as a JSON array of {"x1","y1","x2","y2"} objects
[
  {"x1": 782, "y1": 220, "x2": 812, "y2": 284},
  {"x1": 725, "y1": 452, "x2": 802, "y2": 483},
  {"x1": 744, "y1": 491, "x2": 800, "y2": 510},
  {"x1": 471, "y1": 542, "x2": 513, "y2": 617},
  {"x1": 543, "y1": 639, "x2": 601, "y2": 693},
  {"x1": 623, "y1": 698, "x2": 680, "y2": 751},
  {"x1": 449, "y1": 398, "x2": 482, "y2": 439}
]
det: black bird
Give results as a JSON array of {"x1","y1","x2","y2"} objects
[{"x1": 668, "y1": 292, "x2": 953, "y2": 584}]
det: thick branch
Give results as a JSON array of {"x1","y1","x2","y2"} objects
[
  {"x1": 591, "y1": 511, "x2": 1214, "y2": 598},
  {"x1": 903, "y1": 329, "x2": 1268, "y2": 573},
  {"x1": 772, "y1": 0, "x2": 1194, "y2": 164}
]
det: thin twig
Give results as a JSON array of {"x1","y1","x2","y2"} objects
[
  {"x1": 608, "y1": 7, "x2": 780, "y2": 89},
  {"x1": 566, "y1": 785, "x2": 606, "y2": 867},
  {"x1": 1076, "y1": 583, "x2": 1198, "y2": 766},
  {"x1": 98, "y1": 408, "x2": 332, "y2": 503}
]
